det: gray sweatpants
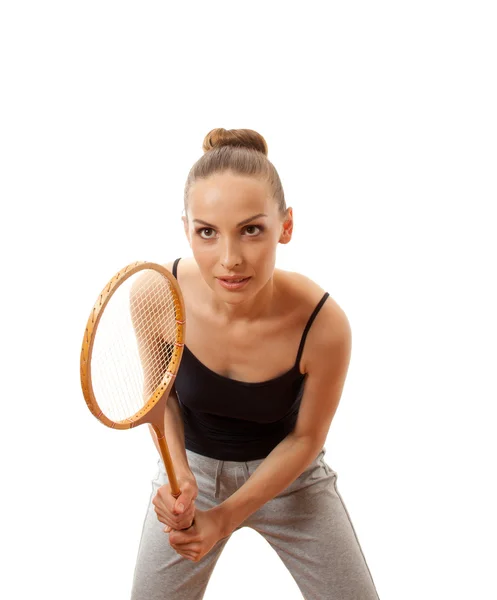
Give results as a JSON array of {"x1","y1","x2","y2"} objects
[{"x1": 130, "y1": 447, "x2": 380, "y2": 600}]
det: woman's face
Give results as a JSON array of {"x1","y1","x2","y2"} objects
[{"x1": 183, "y1": 171, "x2": 293, "y2": 301}]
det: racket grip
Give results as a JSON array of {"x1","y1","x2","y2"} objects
[
  {"x1": 155, "y1": 429, "x2": 181, "y2": 497},
  {"x1": 153, "y1": 427, "x2": 195, "y2": 530}
]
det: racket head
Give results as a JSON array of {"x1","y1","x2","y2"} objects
[{"x1": 80, "y1": 261, "x2": 186, "y2": 430}]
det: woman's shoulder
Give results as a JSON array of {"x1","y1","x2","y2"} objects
[
  {"x1": 161, "y1": 257, "x2": 192, "y2": 282},
  {"x1": 276, "y1": 267, "x2": 330, "y2": 312},
  {"x1": 278, "y1": 268, "x2": 348, "y2": 342},
  {"x1": 277, "y1": 268, "x2": 349, "y2": 375}
]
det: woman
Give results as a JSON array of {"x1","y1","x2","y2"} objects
[{"x1": 130, "y1": 128, "x2": 380, "y2": 599}]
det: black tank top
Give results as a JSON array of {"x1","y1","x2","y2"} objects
[{"x1": 172, "y1": 258, "x2": 330, "y2": 461}]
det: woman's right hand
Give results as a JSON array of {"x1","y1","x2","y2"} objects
[{"x1": 152, "y1": 475, "x2": 198, "y2": 531}]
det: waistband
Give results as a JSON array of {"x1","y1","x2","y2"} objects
[
  {"x1": 157, "y1": 447, "x2": 327, "y2": 500},
  {"x1": 185, "y1": 447, "x2": 267, "y2": 469},
  {"x1": 185, "y1": 448, "x2": 266, "y2": 499}
]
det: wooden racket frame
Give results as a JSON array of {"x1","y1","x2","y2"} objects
[{"x1": 80, "y1": 260, "x2": 186, "y2": 498}]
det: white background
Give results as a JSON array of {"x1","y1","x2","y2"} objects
[{"x1": 1, "y1": 1, "x2": 496, "y2": 599}]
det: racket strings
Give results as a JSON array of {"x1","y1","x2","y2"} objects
[
  {"x1": 131, "y1": 279, "x2": 178, "y2": 394},
  {"x1": 91, "y1": 270, "x2": 181, "y2": 422}
]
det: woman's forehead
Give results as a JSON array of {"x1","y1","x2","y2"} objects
[{"x1": 188, "y1": 174, "x2": 274, "y2": 214}]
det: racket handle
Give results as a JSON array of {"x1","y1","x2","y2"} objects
[
  {"x1": 152, "y1": 426, "x2": 195, "y2": 531},
  {"x1": 154, "y1": 428, "x2": 181, "y2": 497}
]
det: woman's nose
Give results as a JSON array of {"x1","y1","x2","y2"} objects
[
  {"x1": 220, "y1": 255, "x2": 242, "y2": 270},
  {"x1": 220, "y1": 240, "x2": 242, "y2": 270}
]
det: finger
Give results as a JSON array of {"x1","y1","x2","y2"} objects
[
  {"x1": 158, "y1": 513, "x2": 191, "y2": 531},
  {"x1": 154, "y1": 510, "x2": 171, "y2": 526},
  {"x1": 181, "y1": 552, "x2": 197, "y2": 562},
  {"x1": 153, "y1": 498, "x2": 173, "y2": 518},
  {"x1": 170, "y1": 521, "x2": 192, "y2": 532},
  {"x1": 165, "y1": 519, "x2": 193, "y2": 533},
  {"x1": 156, "y1": 486, "x2": 179, "y2": 513},
  {"x1": 173, "y1": 546, "x2": 200, "y2": 558},
  {"x1": 156, "y1": 502, "x2": 192, "y2": 526},
  {"x1": 157, "y1": 512, "x2": 183, "y2": 530},
  {"x1": 173, "y1": 497, "x2": 195, "y2": 515},
  {"x1": 163, "y1": 514, "x2": 191, "y2": 530},
  {"x1": 169, "y1": 530, "x2": 199, "y2": 546},
  {"x1": 173, "y1": 485, "x2": 198, "y2": 514},
  {"x1": 171, "y1": 505, "x2": 196, "y2": 529},
  {"x1": 153, "y1": 505, "x2": 167, "y2": 519},
  {"x1": 153, "y1": 486, "x2": 172, "y2": 507},
  {"x1": 179, "y1": 512, "x2": 196, "y2": 529},
  {"x1": 160, "y1": 497, "x2": 194, "y2": 517},
  {"x1": 176, "y1": 514, "x2": 196, "y2": 530},
  {"x1": 171, "y1": 540, "x2": 200, "y2": 554}
]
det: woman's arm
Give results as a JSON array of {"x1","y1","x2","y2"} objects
[
  {"x1": 213, "y1": 434, "x2": 323, "y2": 536},
  {"x1": 148, "y1": 386, "x2": 195, "y2": 482},
  {"x1": 213, "y1": 302, "x2": 352, "y2": 537}
]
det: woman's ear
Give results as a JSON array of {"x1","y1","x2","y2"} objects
[{"x1": 279, "y1": 208, "x2": 293, "y2": 244}]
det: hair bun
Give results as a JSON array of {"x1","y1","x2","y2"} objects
[{"x1": 202, "y1": 128, "x2": 268, "y2": 156}]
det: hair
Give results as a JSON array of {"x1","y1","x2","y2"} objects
[{"x1": 183, "y1": 128, "x2": 287, "y2": 218}]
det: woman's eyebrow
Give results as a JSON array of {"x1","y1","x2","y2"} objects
[{"x1": 193, "y1": 213, "x2": 268, "y2": 228}]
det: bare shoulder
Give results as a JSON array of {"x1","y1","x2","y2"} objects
[
  {"x1": 161, "y1": 257, "x2": 197, "y2": 282},
  {"x1": 278, "y1": 268, "x2": 347, "y2": 324},
  {"x1": 279, "y1": 268, "x2": 351, "y2": 373}
]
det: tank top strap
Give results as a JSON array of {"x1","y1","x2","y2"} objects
[
  {"x1": 172, "y1": 257, "x2": 182, "y2": 279},
  {"x1": 295, "y1": 292, "x2": 330, "y2": 367}
]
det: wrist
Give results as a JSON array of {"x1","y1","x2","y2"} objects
[
  {"x1": 176, "y1": 470, "x2": 197, "y2": 491},
  {"x1": 210, "y1": 503, "x2": 237, "y2": 538}
]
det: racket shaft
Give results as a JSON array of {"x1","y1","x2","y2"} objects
[{"x1": 153, "y1": 424, "x2": 181, "y2": 497}]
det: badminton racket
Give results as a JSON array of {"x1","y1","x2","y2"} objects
[{"x1": 80, "y1": 261, "x2": 187, "y2": 502}]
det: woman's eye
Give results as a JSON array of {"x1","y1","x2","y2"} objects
[
  {"x1": 196, "y1": 225, "x2": 264, "y2": 240},
  {"x1": 244, "y1": 225, "x2": 263, "y2": 236},
  {"x1": 198, "y1": 228, "x2": 216, "y2": 239}
]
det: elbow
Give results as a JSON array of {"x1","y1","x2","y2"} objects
[{"x1": 290, "y1": 432, "x2": 326, "y2": 457}]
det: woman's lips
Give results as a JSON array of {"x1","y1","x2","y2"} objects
[{"x1": 217, "y1": 277, "x2": 251, "y2": 290}]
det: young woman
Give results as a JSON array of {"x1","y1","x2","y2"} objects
[{"x1": 130, "y1": 128, "x2": 380, "y2": 600}]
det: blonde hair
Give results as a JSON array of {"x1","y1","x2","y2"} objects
[{"x1": 183, "y1": 128, "x2": 287, "y2": 217}]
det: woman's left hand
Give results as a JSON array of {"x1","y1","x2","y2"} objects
[{"x1": 164, "y1": 507, "x2": 228, "y2": 562}]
